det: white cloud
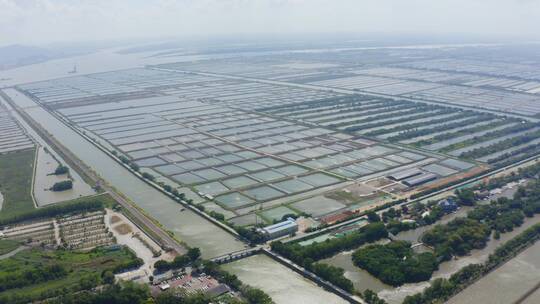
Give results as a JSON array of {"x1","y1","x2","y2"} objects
[{"x1": 1, "y1": 0, "x2": 539, "y2": 46}]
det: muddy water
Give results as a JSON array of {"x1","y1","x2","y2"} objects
[
  {"x1": 3, "y1": 88, "x2": 246, "y2": 258},
  {"x1": 223, "y1": 254, "x2": 348, "y2": 304},
  {"x1": 322, "y1": 250, "x2": 391, "y2": 292},
  {"x1": 447, "y1": 241, "x2": 540, "y2": 304}
]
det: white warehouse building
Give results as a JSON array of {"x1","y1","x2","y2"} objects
[{"x1": 258, "y1": 218, "x2": 298, "y2": 240}]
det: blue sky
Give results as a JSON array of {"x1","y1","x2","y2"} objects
[{"x1": 1, "y1": 0, "x2": 539, "y2": 46}]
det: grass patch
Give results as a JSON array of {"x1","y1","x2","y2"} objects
[
  {"x1": 0, "y1": 246, "x2": 139, "y2": 303},
  {"x1": 0, "y1": 239, "x2": 20, "y2": 255},
  {"x1": 0, "y1": 149, "x2": 36, "y2": 217}
]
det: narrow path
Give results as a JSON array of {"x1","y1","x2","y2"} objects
[
  {"x1": 53, "y1": 219, "x2": 61, "y2": 246},
  {"x1": 0, "y1": 245, "x2": 28, "y2": 260}
]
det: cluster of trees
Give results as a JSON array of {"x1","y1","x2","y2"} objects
[
  {"x1": 309, "y1": 263, "x2": 354, "y2": 292},
  {"x1": 0, "y1": 264, "x2": 67, "y2": 292},
  {"x1": 154, "y1": 248, "x2": 201, "y2": 273},
  {"x1": 403, "y1": 222, "x2": 540, "y2": 304},
  {"x1": 422, "y1": 218, "x2": 491, "y2": 261},
  {"x1": 468, "y1": 185, "x2": 540, "y2": 231},
  {"x1": 235, "y1": 226, "x2": 265, "y2": 244},
  {"x1": 362, "y1": 289, "x2": 388, "y2": 304},
  {"x1": 113, "y1": 256, "x2": 144, "y2": 274},
  {"x1": 0, "y1": 199, "x2": 104, "y2": 225},
  {"x1": 141, "y1": 172, "x2": 155, "y2": 181},
  {"x1": 54, "y1": 164, "x2": 69, "y2": 175},
  {"x1": 454, "y1": 188, "x2": 475, "y2": 205},
  {"x1": 352, "y1": 241, "x2": 438, "y2": 286},
  {"x1": 51, "y1": 180, "x2": 73, "y2": 192}
]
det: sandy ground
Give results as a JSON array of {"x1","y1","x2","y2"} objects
[{"x1": 105, "y1": 209, "x2": 175, "y2": 282}]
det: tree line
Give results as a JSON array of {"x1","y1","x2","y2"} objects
[{"x1": 0, "y1": 199, "x2": 104, "y2": 225}]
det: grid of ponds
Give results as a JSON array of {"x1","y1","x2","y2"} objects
[
  {"x1": 263, "y1": 94, "x2": 540, "y2": 165},
  {"x1": 350, "y1": 67, "x2": 540, "y2": 95},
  {"x1": 311, "y1": 74, "x2": 540, "y2": 116},
  {"x1": 154, "y1": 59, "x2": 343, "y2": 83},
  {"x1": 20, "y1": 67, "x2": 341, "y2": 111},
  {"x1": 18, "y1": 67, "x2": 478, "y2": 223},
  {"x1": 0, "y1": 99, "x2": 34, "y2": 154}
]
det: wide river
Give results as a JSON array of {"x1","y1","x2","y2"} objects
[{"x1": 3, "y1": 88, "x2": 246, "y2": 258}]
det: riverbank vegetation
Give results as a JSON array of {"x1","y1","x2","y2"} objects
[{"x1": 271, "y1": 223, "x2": 388, "y2": 292}]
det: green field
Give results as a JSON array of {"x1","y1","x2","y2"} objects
[
  {"x1": 0, "y1": 239, "x2": 20, "y2": 255},
  {"x1": 0, "y1": 149, "x2": 36, "y2": 217},
  {"x1": 0, "y1": 246, "x2": 139, "y2": 303}
]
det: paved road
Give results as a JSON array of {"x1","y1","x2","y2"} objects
[{"x1": 2, "y1": 91, "x2": 186, "y2": 255}]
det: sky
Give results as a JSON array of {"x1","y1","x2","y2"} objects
[{"x1": 1, "y1": 0, "x2": 540, "y2": 46}]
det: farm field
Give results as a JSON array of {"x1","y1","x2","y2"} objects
[{"x1": 0, "y1": 149, "x2": 36, "y2": 217}]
